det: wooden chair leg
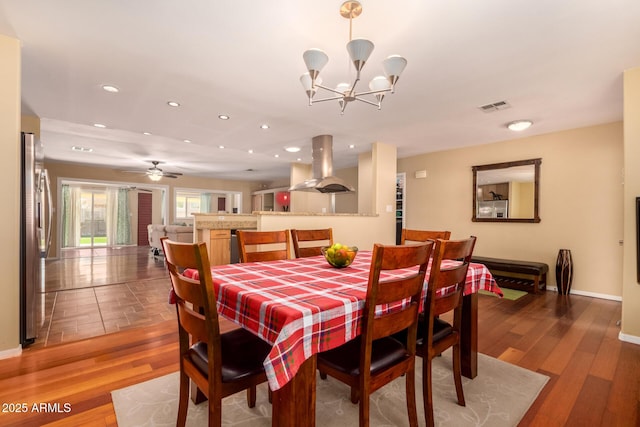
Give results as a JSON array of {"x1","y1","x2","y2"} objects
[
  {"x1": 423, "y1": 357, "x2": 435, "y2": 427},
  {"x1": 452, "y1": 344, "x2": 466, "y2": 406},
  {"x1": 246, "y1": 385, "x2": 257, "y2": 408},
  {"x1": 177, "y1": 372, "x2": 190, "y2": 427},
  {"x1": 350, "y1": 386, "x2": 359, "y2": 404},
  {"x1": 358, "y1": 389, "x2": 369, "y2": 427},
  {"x1": 405, "y1": 366, "x2": 418, "y2": 427}
]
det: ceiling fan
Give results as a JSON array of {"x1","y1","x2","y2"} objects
[{"x1": 122, "y1": 160, "x2": 183, "y2": 181}]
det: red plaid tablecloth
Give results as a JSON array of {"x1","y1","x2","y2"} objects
[{"x1": 185, "y1": 251, "x2": 500, "y2": 390}]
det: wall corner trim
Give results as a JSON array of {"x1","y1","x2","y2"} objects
[
  {"x1": 618, "y1": 331, "x2": 640, "y2": 346},
  {"x1": 0, "y1": 345, "x2": 22, "y2": 360}
]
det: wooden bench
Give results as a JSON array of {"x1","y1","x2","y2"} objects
[{"x1": 471, "y1": 256, "x2": 549, "y2": 294}]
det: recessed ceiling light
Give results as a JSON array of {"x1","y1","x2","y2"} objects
[
  {"x1": 143, "y1": 132, "x2": 152, "y2": 136},
  {"x1": 274, "y1": 154, "x2": 280, "y2": 158},
  {"x1": 102, "y1": 84, "x2": 119, "y2": 93},
  {"x1": 260, "y1": 124, "x2": 270, "y2": 130},
  {"x1": 248, "y1": 149, "x2": 254, "y2": 154},
  {"x1": 285, "y1": 146, "x2": 301, "y2": 153},
  {"x1": 167, "y1": 101, "x2": 180, "y2": 107},
  {"x1": 93, "y1": 123, "x2": 106, "y2": 128},
  {"x1": 507, "y1": 120, "x2": 533, "y2": 131},
  {"x1": 297, "y1": 158, "x2": 302, "y2": 162},
  {"x1": 72, "y1": 146, "x2": 93, "y2": 152},
  {"x1": 348, "y1": 144, "x2": 355, "y2": 149},
  {"x1": 218, "y1": 114, "x2": 230, "y2": 120},
  {"x1": 219, "y1": 145, "x2": 225, "y2": 149},
  {"x1": 184, "y1": 139, "x2": 191, "y2": 143}
]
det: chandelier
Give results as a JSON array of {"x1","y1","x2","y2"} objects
[{"x1": 300, "y1": 1, "x2": 407, "y2": 114}]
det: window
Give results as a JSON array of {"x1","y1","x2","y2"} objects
[
  {"x1": 175, "y1": 191, "x2": 202, "y2": 219},
  {"x1": 174, "y1": 188, "x2": 243, "y2": 220}
]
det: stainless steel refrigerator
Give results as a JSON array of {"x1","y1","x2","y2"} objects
[
  {"x1": 20, "y1": 132, "x2": 52, "y2": 345},
  {"x1": 477, "y1": 200, "x2": 509, "y2": 219}
]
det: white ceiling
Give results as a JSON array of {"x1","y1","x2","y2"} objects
[{"x1": 1, "y1": 1, "x2": 639, "y2": 182}]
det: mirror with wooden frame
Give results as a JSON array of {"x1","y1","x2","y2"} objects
[{"x1": 472, "y1": 158, "x2": 541, "y2": 223}]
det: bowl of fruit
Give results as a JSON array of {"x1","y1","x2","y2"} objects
[{"x1": 321, "y1": 243, "x2": 358, "y2": 268}]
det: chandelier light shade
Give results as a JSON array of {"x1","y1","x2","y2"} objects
[
  {"x1": 346, "y1": 38, "x2": 374, "y2": 72},
  {"x1": 300, "y1": 1, "x2": 407, "y2": 114}
]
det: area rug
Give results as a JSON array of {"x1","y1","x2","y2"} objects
[
  {"x1": 480, "y1": 287, "x2": 528, "y2": 301},
  {"x1": 111, "y1": 351, "x2": 547, "y2": 427}
]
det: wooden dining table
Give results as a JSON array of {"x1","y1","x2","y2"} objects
[{"x1": 192, "y1": 251, "x2": 501, "y2": 426}]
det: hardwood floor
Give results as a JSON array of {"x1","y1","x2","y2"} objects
[{"x1": 1, "y1": 291, "x2": 637, "y2": 426}]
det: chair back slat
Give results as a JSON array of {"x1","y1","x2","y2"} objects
[
  {"x1": 401, "y1": 229, "x2": 451, "y2": 245},
  {"x1": 237, "y1": 230, "x2": 291, "y2": 263},
  {"x1": 372, "y1": 306, "x2": 419, "y2": 340},
  {"x1": 291, "y1": 228, "x2": 333, "y2": 258}
]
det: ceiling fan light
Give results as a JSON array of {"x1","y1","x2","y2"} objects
[
  {"x1": 346, "y1": 38, "x2": 374, "y2": 71},
  {"x1": 303, "y1": 48, "x2": 329, "y2": 76},
  {"x1": 148, "y1": 173, "x2": 162, "y2": 182}
]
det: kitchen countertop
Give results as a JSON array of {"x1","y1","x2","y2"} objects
[{"x1": 193, "y1": 213, "x2": 257, "y2": 230}]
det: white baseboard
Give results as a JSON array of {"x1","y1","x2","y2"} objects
[
  {"x1": 548, "y1": 286, "x2": 622, "y2": 302},
  {"x1": 619, "y1": 332, "x2": 640, "y2": 346},
  {"x1": 0, "y1": 345, "x2": 22, "y2": 360}
]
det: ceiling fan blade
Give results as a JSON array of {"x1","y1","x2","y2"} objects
[
  {"x1": 120, "y1": 169, "x2": 148, "y2": 174},
  {"x1": 163, "y1": 174, "x2": 180, "y2": 178}
]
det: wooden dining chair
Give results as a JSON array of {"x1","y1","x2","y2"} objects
[
  {"x1": 317, "y1": 242, "x2": 434, "y2": 427},
  {"x1": 417, "y1": 236, "x2": 476, "y2": 427},
  {"x1": 236, "y1": 230, "x2": 291, "y2": 263},
  {"x1": 290, "y1": 228, "x2": 333, "y2": 258},
  {"x1": 160, "y1": 237, "x2": 272, "y2": 427},
  {"x1": 400, "y1": 228, "x2": 451, "y2": 244}
]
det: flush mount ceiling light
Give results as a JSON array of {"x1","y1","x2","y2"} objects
[
  {"x1": 218, "y1": 114, "x2": 230, "y2": 120},
  {"x1": 101, "y1": 84, "x2": 119, "y2": 93},
  {"x1": 167, "y1": 101, "x2": 180, "y2": 107},
  {"x1": 507, "y1": 120, "x2": 533, "y2": 131},
  {"x1": 300, "y1": 1, "x2": 407, "y2": 114},
  {"x1": 72, "y1": 146, "x2": 93, "y2": 153}
]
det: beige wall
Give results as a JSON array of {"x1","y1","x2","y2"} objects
[
  {"x1": 399, "y1": 122, "x2": 624, "y2": 299},
  {"x1": 622, "y1": 68, "x2": 640, "y2": 341},
  {"x1": 46, "y1": 161, "x2": 264, "y2": 257},
  {"x1": 260, "y1": 142, "x2": 398, "y2": 248},
  {"x1": 0, "y1": 34, "x2": 21, "y2": 354}
]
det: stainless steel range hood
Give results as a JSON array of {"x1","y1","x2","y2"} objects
[{"x1": 289, "y1": 135, "x2": 355, "y2": 193}]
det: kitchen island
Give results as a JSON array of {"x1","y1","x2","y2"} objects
[{"x1": 193, "y1": 210, "x2": 394, "y2": 265}]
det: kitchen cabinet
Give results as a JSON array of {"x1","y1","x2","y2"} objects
[{"x1": 209, "y1": 229, "x2": 231, "y2": 265}]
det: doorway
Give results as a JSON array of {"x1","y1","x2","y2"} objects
[{"x1": 79, "y1": 190, "x2": 107, "y2": 247}]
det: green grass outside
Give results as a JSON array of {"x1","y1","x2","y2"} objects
[{"x1": 79, "y1": 236, "x2": 108, "y2": 245}]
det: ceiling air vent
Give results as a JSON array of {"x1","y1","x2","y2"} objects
[{"x1": 478, "y1": 101, "x2": 511, "y2": 113}]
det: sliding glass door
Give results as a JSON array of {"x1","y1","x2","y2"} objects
[
  {"x1": 79, "y1": 190, "x2": 107, "y2": 246},
  {"x1": 61, "y1": 183, "x2": 133, "y2": 249}
]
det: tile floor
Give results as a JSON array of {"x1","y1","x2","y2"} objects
[{"x1": 32, "y1": 247, "x2": 175, "y2": 349}]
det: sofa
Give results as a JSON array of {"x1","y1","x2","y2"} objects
[{"x1": 147, "y1": 224, "x2": 194, "y2": 255}]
